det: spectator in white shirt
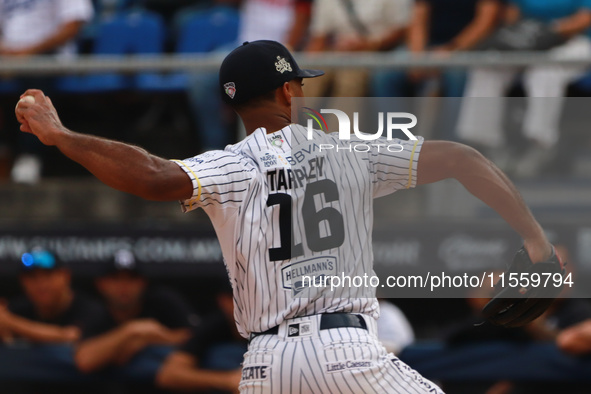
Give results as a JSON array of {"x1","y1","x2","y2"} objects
[{"x1": 0, "y1": 0, "x2": 94, "y2": 184}]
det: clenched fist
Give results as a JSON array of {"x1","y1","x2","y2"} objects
[{"x1": 15, "y1": 89, "x2": 69, "y2": 146}]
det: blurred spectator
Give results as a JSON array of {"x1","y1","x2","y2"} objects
[
  {"x1": 285, "y1": 0, "x2": 314, "y2": 50},
  {"x1": 371, "y1": 0, "x2": 502, "y2": 141},
  {"x1": 557, "y1": 318, "x2": 591, "y2": 354},
  {"x1": 142, "y1": 0, "x2": 210, "y2": 24},
  {"x1": 377, "y1": 299, "x2": 415, "y2": 355},
  {"x1": 0, "y1": 0, "x2": 93, "y2": 57},
  {"x1": 372, "y1": 0, "x2": 502, "y2": 99},
  {"x1": 452, "y1": 296, "x2": 591, "y2": 394},
  {"x1": 552, "y1": 243, "x2": 591, "y2": 355},
  {"x1": 0, "y1": 0, "x2": 94, "y2": 184},
  {"x1": 305, "y1": 0, "x2": 411, "y2": 99},
  {"x1": 238, "y1": 0, "x2": 312, "y2": 47},
  {"x1": 239, "y1": 0, "x2": 296, "y2": 43},
  {"x1": 0, "y1": 249, "x2": 102, "y2": 344},
  {"x1": 75, "y1": 250, "x2": 196, "y2": 373},
  {"x1": 457, "y1": 0, "x2": 591, "y2": 177},
  {"x1": 445, "y1": 294, "x2": 591, "y2": 394},
  {"x1": 445, "y1": 243, "x2": 591, "y2": 394},
  {"x1": 187, "y1": 0, "x2": 311, "y2": 150},
  {"x1": 156, "y1": 283, "x2": 246, "y2": 393}
]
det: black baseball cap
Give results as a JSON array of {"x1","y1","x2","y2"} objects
[
  {"x1": 102, "y1": 249, "x2": 142, "y2": 276},
  {"x1": 219, "y1": 40, "x2": 324, "y2": 105},
  {"x1": 20, "y1": 248, "x2": 63, "y2": 272}
]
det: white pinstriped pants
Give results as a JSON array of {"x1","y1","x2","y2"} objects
[{"x1": 239, "y1": 315, "x2": 444, "y2": 394}]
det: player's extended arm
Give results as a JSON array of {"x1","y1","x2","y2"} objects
[
  {"x1": 417, "y1": 141, "x2": 552, "y2": 263},
  {"x1": 15, "y1": 90, "x2": 193, "y2": 201},
  {"x1": 0, "y1": 308, "x2": 79, "y2": 343},
  {"x1": 156, "y1": 352, "x2": 242, "y2": 391},
  {"x1": 75, "y1": 320, "x2": 190, "y2": 373},
  {"x1": 75, "y1": 324, "x2": 139, "y2": 373}
]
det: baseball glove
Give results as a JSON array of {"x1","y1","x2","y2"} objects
[
  {"x1": 482, "y1": 246, "x2": 565, "y2": 328},
  {"x1": 477, "y1": 19, "x2": 567, "y2": 51}
]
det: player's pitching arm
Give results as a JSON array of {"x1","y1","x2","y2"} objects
[
  {"x1": 417, "y1": 141, "x2": 552, "y2": 263},
  {"x1": 15, "y1": 90, "x2": 193, "y2": 201}
]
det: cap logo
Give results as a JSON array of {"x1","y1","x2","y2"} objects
[
  {"x1": 275, "y1": 56, "x2": 292, "y2": 74},
  {"x1": 224, "y1": 82, "x2": 236, "y2": 99},
  {"x1": 114, "y1": 249, "x2": 135, "y2": 270}
]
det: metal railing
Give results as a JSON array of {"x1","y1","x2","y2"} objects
[{"x1": 1, "y1": 52, "x2": 590, "y2": 76}]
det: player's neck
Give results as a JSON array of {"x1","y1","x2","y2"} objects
[{"x1": 240, "y1": 109, "x2": 292, "y2": 136}]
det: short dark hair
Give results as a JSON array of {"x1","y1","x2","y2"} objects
[{"x1": 229, "y1": 88, "x2": 277, "y2": 112}]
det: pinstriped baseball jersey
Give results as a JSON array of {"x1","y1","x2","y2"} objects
[{"x1": 172, "y1": 124, "x2": 423, "y2": 339}]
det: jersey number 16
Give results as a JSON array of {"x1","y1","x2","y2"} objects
[{"x1": 267, "y1": 179, "x2": 345, "y2": 262}]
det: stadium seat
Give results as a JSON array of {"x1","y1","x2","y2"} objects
[
  {"x1": 0, "y1": 78, "x2": 21, "y2": 95},
  {"x1": 134, "y1": 6, "x2": 240, "y2": 92},
  {"x1": 57, "y1": 9, "x2": 166, "y2": 93},
  {"x1": 574, "y1": 71, "x2": 591, "y2": 92},
  {"x1": 176, "y1": 6, "x2": 240, "y2": 53}
]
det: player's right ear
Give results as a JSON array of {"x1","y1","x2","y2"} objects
[{"x1": 281, "y1": 81, "x2": 294, "y2": 106}]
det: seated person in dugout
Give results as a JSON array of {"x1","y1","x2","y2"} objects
[
  {"x1": 157, "y1": 282, "x2": 247, "y2": 393},
  {"x1": 0, "y1": 248, "x2": 103, "y2": 344},
  {"x1": 75, "y1": 249, "x2": 198, "y2": 373}
]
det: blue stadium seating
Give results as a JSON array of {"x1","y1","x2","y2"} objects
[
  {"x1": 57, "y1": 9, "x2": 165, "y2": 93},
  {"x1": 0, "y1": 78, "x2": 21, "y2": 95},
  {"x1": 176, "y1": 6, "x2": 240, "y2": 53},
  {"x1": 134, "y1": 6, "x2": 240, "y2": 92},
  {"x1": 574, "y1": 71, "x2": 591, "y2": 92}
]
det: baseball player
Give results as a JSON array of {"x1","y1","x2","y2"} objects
[{"x1": 16, "y1": 40, "x2": 554, "y2": 393}]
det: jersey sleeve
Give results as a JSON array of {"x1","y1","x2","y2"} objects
[
  {"x1": 369, "y1": 137, "x2": 424, "y2": 198},
  {"x1": 171, "y1": 150, "x2": 255, "y2": 213}
]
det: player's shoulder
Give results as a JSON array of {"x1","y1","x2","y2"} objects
[
  {"x1": 182, "y1": 148, "x2": 255, "y2": 170},
  {"x1": 224, "y1": 129, "x2": 280, "y2": 165}
]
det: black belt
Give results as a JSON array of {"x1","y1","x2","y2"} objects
[{"x1": 249, "y1": 313, "x2": 367, "y2": 342}]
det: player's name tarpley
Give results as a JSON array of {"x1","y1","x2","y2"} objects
[{"x1": 267, "y1": 157, "x2": 325, "y2": 192}]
